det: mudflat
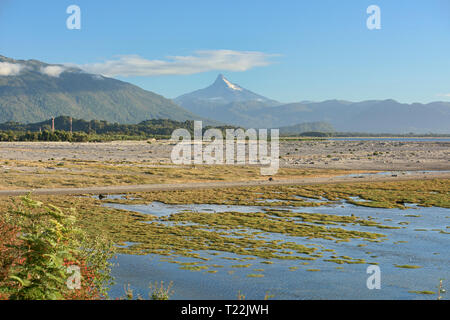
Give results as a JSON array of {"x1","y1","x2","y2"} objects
[
  {"x1": 0, "y1": 139, "x2": 448, "y2": 170},
  {"x1": 0, "y1": 139, "x2": 448, "y2": 194}
]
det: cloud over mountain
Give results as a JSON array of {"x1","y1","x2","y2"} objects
[
  {"x1": 0, "y1": 62, "x2": 26, "y2": 76},
  {"x1": 75, "y1": 50, "x2": 277, "y2": 77},
  {"x1": 0, "y1": 61, "x2": 66, "y2": 77},
  {"x1": 40, "y1": 65, "x2": 66, "y2": 77},
  {"x1": 0, "y1": 55, "x2": 199, "y2": 124}
]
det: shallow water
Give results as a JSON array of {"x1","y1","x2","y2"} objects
[
  {"x1": 336, "y1": 170, "x2": 450, "y2": 179},
  {"x1": 328, "y1": 138, "x2": 450, "y2": 142},
  {"x1": 105, "y1": 201, "x2": 266, "y2": 218},
  {"x1": 106, "y1": 199, "x2": 449, "y2": 300}
]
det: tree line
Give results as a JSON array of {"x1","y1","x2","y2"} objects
[{"x1": 0, "y1": 116, "x2": 236, "y2": 142}]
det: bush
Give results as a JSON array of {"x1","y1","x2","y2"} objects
[
  {"x1": 0, "y1": 196, "x2": 115, "y2": 300},
  {"x1": 0, "y1": 218, "x2": 22, "y2": 300}
]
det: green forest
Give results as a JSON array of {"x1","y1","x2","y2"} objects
[{"x1": 0, "y1": 116, "x2": 236, "y2": 142}]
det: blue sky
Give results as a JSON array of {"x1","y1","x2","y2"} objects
[{"x1": 1, "y1": 0, "x2": 449, "y2": 103}]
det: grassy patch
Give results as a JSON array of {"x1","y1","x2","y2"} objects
[
  {"x1": 103, "y1": 179, "x2": 450, "y2": 210},
  {"x1": 394, "y1": 265, "x2": 422, "y2": 269},
  {"x1": 408, "y1": 290, "x2": 435, "y2": 295},
  {"x1": 0, "y1": 160, "x2": 355, "y2": 190}
]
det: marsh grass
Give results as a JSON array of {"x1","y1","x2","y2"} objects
[
  {"x1": 0, "y1": 159, "x2": 356, "y2": 190},
  {"x1": 394, "y1": 265, "x2": 422, "y2": 269},
  {"x1": 103, "y1": 179, "x2": 450, "y2": 210},
  {"x1": 408, "y1": 290, "x2": 435, "y2": 295},
  {"x1": 149, "y1": 281, "x2": 174, "y2": 300},
  {"x1": 0, "y1": 178, "x2": 447, "y2": 276}
]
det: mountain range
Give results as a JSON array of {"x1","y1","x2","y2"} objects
[
  {"x1": 0, "y1": 55, "x2": 197, "y2": 124},
  {"x1": 175, "y1": 75, "x2": 450, "y2": 134},
  {"x1": 1, "y1": 55, "x2": 449, "y2": 133}
]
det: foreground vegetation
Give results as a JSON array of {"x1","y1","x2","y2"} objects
[
  {"x1": 0, "y1": 179, "x2": 445, "y2": 273},
  {"x1": 0, "y1": 196, "x2": 114, "y2": 300},
  {"x1": 0, "y1": 178, "x2": 447, "y2": 299}
]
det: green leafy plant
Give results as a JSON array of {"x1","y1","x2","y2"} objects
[{"x1": 0, "y1": 195, "x2": 115, "y2": 300}]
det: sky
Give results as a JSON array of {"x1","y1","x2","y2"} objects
[{"x1": 1, "y1": 0, "x2": 449, "y2": 103}]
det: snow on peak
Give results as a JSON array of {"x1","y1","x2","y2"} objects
[{"x1": 221, "y1": 76, "x2": 242, "y2": 91}]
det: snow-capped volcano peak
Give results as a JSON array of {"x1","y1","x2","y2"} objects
[
  {"x1": 215, "y1": 74, "x2": 243, "y2": 91},
  {"x1": 175, "y1": 74, "x2": 279, "y2": 109}
]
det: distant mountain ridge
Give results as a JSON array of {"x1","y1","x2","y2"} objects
[
  {"x1": 0, "y1": 55, "x2": 198, "y2": 124},
  {"x1": 260, "y1": 100, "x2": 450, "y2": 134},
  {"x1": 176, "y1": 75, "x2": 450, "y2": 134},
  {"x1": 278, "y1": 122, "x2": 335, "y2": 135}
]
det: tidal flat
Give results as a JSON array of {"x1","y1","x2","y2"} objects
[
  {"x1": 0, "y1": 179, "x2": 444, "y2": 299},
  {"x1": 1, "y1": 139, "x2": 449, "y2": 191},
  {"x1": 104, "y1": 179, "x2": 448, "y2": 299},
  {"x1": 1, "y1": 179, "x2": 445, "y2": 299}
]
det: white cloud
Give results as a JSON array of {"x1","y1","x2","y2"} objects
[
  {"x1": 0, "y1": 62, "x2": 26, "y2": 76},
  {"x1": 438, "y1": 93, "x2": 450, "y2": 97},
  {"x1": 75, "y1": 50, "x2": 277, "y2": 77},
  {"x1": 91, "y1": 74, "x2": 104, "y2": 80},
  {"x1": 40, "y1": 65, "x2": 66, "y2": 77}
]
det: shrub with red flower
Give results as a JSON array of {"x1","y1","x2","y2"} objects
[
  {"x1": 0, "y1": 218, "x2": 22, "y2": 300},
  {"x1": 63, "y1": 258, "x2": 103, "y2": 300},
  {"x1": 0, "y1": 196, "x2": 114, "y2": 300}
]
